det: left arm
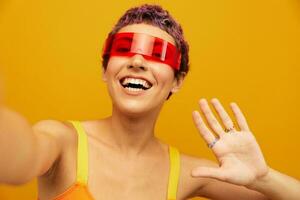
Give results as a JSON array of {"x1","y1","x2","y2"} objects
[
  {"x1": 246, "y1": 167, "x2": 300, "y2": 200},
  {"x1": 191, "y1": 98, "x2": 300, "y2": 200},
  {"x1": 196, "y1": 166, "x2": 300, "y2": 200},
  {"x1": 197, "y1": 177, "x2": 268, "y2": 200}
]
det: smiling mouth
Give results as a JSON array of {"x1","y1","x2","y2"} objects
[{"x1": 119, "y1": 77, "x2": 153, "y2": 91}]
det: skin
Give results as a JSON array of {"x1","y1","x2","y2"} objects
[
  {"x1": 1, "y1": 23, "x2": 299, "y2": 200},
  {"x1": 36, "y1": 24, "x2": 268, "y2": 199}
]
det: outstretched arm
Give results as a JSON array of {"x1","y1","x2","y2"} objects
[
  {"x1": 0, "y1": 107, "x2": 65, "y2": 185},
  {"x1": 0, "y1": 107, "x2": 37, "y2": 184},
  {"x1": 191, "y1": 98, "x2": 300, "y2": 200},
  {"x1": 0, "y1": 79, "x2": 63, "y2": 185}
]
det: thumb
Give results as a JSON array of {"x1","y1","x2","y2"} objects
[{"x1": 191, "y1": 167, "x2": 226, "y2": 181}]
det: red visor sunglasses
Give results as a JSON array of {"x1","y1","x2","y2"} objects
[{"x1": 102, "y1": 32, "x2": 181, "y2": 70}]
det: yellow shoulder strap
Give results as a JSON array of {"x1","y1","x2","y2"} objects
[
  {"x1": 68, "y1": 120, "x2": 89, "y2": 185},
  {"x1": 167, "y1": 145, "x2": 180, "y2": 200}
]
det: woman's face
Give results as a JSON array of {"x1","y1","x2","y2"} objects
[{"x1": 103, "y1": 23, "x2": 183, "y2": 116}]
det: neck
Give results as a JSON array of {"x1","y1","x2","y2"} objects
[{"x1": 103, "y1": 106, "x2": 162, "y2": 156}]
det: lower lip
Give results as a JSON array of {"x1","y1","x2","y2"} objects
[{"x1": 119, "y1": 81, "x2": 149, "y2": 96}]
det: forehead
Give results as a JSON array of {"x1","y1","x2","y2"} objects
[{"x1": 117, "y1": 23, "x2": 176, "y2": 45}]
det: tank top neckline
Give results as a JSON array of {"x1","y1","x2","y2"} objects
[{"x1": 47, "y1": 120, "x2": 181, "y2": 200}]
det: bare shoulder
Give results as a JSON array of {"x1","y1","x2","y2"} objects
[
  {"x1": 34, "y1": 120, "x2": 82, "y2": 199},
  {"x1": 32, "y1": 119, "x2": 77, "y2": 144},
  {"x1": 32, "y1": 119, "x2": 78, "y2": 177},
  {"x1": 178, "y1": 152, "x2": 218, "y2": 199},
  {"x1": 32, "y1": 119, "x2": 75, "y2": 134}
]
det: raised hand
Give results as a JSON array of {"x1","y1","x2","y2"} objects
[{"x1": 191, "y1": 98, "x2": 269, "y2": 187}]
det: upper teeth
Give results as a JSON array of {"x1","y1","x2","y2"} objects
[{"x1": 122, "y1": 78, "x2": 151, "y2": 88}]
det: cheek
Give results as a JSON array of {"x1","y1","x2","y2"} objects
[
  {"x1": 151, "y1": 63, "x2": 175, "y2": 84},
  {"x1": 105, "y1": 57, "x2": 127, "y2": 78}
]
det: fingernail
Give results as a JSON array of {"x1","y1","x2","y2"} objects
[
  {"x1": 211, "y1": 98, "x2": 218, "y2": 103},
  {"x1": 230, "y1": 102, "x2": 236, "y2": 107},
  {"x1": 199, "y1": 98, "x2": 206, "y2": 104}
]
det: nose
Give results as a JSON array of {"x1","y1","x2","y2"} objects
[{"x1": 127, "y1": 54, "x2": 148, "y2": 71}]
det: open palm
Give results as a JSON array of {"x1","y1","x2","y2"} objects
[{"x1": 191, "y1": 98, "x2": 269, "y2": 187}]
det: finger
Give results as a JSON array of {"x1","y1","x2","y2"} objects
[
  {"x1": 199, "y1": 99, "x2": 225, "y2": 136},
  {"x1": 211, "y1": 98, "x2": 235, "y2": 132},
  {"x1": 191, "y1": 167, "x2": 226, "y2": 181},
  {"x1": 192, "y1": 110, "x2": 216, "y2": 145},
  {"x1": 230, "y1": 102, "x2": 250, "y2": 131}
]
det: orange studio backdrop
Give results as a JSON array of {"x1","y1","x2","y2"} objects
[{"x1": 0, "y1": 0, "x2": 299, "y2": 199}]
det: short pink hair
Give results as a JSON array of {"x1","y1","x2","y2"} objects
[{"x1": 102, "y1": 4, "x2": 189, "y2": 80}]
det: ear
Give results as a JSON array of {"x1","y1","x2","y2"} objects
[
  {"x1": 102, "y1": 68, "x2": 107, "y2": 82},
  {"x1": 171, "y1": 72, "x2": 186, "y2": 93}
]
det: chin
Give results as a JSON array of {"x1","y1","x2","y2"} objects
[{"x1": 113, "y1": 98, "x2": 162, "y2": 118}]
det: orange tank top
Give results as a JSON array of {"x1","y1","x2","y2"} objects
[{"x1": 40, "y1": 120, "x2": 181, "y2": 200}]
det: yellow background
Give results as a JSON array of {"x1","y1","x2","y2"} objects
[{"x1": 0, "y1": 0, "x2": 299, "y2": 199}]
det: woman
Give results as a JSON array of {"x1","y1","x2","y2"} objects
[{"x1": 0, "y1": 4, "x2": 299, "y2": 200}]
